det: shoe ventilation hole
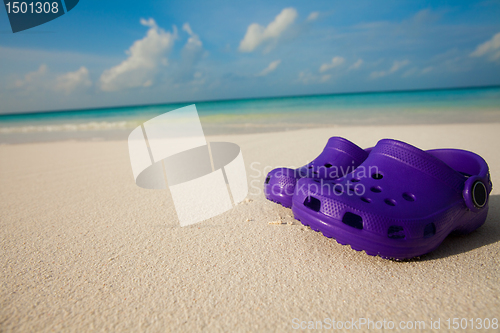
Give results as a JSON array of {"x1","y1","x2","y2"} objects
[
  {"x1": 372, "y1": 173, "x2": 383, "y2": 180},
  {"x1": 384, "y1": 198, "x2": 397, "y2": 206},
  {"x1": 313, "y1": 171, "x2": 319, "y2": 175},
  {"x1": 351, "y1": 178, "x2": 361, "y2": 183},
  {"x1": 370, "y1": 186, "x2": 382, "y2": 193},
  {"x1": 265, "y1": 176, "x2": 271, "y2": 184},
  {"x1": 423, "y1": 223, "x2": 436, "y2": 238},
  {"x1": 334, "y1": 186, "x2": 343, "y2": 194},
  {"x1": 388, "y1": 225, "x2": 405, "y2": 239},
  {"x1": 402, "y1": 192, "x2": 415, "y2": 202},
  {"x1": 303, "y1": 196, "x2": 321, "y2": 212},
  {"x1": 313, "y1": 179, "x2": 321, "y2": 183},
  {"x1": 308, "y1": 166, "x2": 313, "y2": 169},
  {"x1": 342, "y1": 212, "x2": 363, "y2": 230},
  {"x1": 324, "y1": 163, "x2": 333, "y2": 168},
  {"x1": 361, "y1": 197, "x2": 371, "y2": 203}
]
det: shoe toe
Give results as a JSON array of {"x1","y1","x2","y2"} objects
[{"x1": 264, "y1": 168, "x2": 298, "y2": 203}]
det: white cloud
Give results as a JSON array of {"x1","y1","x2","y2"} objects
[
  {"x1": 239, "y1": 8, "x2": 297, "y2": 52},
  {"x1": 55, "y1": 67, "x2": 91, "y2": 94},
  {"x1": 12, "y1": 64, "x2": 91, "y2": 95},
  {"x1": 348, "y1": 59, "x2": 363, "y2": 70},
  {"x1": 470, "y1": 32, "x2": 500, "y2": 61},
  {"x1": 174, "y1": 23, "x2": 206, "y2": 84},
  {"x1": 307, "y1": 12, "x2": 319, "y2": 22},
  {"x1": 370, "y1": 60, "x2": 409, "y2": 78},
  {"x1": 296, "y1": 70, "x2": 332, "y2": 84},
  {"x1": 319, "y1": 56, "x2": 345, "y2": 73},
  {"x1": 389, "y1": 60, "x2": 409, "y2": 72},
  {"x1": 183, "y1": 23, "x2": 202, "y2": 49},
  {"x1": 421, "y1": 66, "x2": 433, "y2": 74},
  {"x1": 411, "y1": 9, "x2": 440, "y2": 24},
  {"x1": 99, "y1": 18, "x2": 177, "y2": 91},
  {"x1": 297, "y1": 71, "x2": 314, "y2": 84},
  {"x1": 402, "y1": 66, "x2": 433, "y2": 78},
  {"x1": 256, "y1": 59, "x2": 281, "y2": 76},
  {"x1": 14, "y1": 64, "x2": 48, "y2": 88}
]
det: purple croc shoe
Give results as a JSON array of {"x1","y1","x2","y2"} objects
[
  {"x1": 264, "y1": 137, "x2": 370, "y2": 208},
  {"x1": 292, "y1": 139, "x2": 492, "y2": 260}
]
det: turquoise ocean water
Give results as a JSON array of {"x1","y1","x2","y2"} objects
[{"x1": 1, "y1": 86, "x2": 500, "y2": 143}]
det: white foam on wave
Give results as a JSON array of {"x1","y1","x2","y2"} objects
[{"x1": 0, "y1": 121, "x2": 139, "y2": 133}]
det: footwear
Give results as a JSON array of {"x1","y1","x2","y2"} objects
[
  {"x1": 292, "y1": 139, "x2": 492, "y2": 260},
  {"x1": 264, "y1": 137, "x2": 369, "y2": 208}
]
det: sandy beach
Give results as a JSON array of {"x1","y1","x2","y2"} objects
[{"x1": 1, "y1": 122, "x2": 499, "y2": 332}]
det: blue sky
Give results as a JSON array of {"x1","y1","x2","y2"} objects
[{"x1": 1, "y1": 0, "x2": 500, "y2": 114}]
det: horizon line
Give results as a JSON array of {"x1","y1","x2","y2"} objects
[{"x1": 1, "y1": 84, "x2": 500, "y2": 118}]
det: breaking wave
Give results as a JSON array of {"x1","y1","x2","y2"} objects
[{"x1": 0, "y1": 121, "x2": 139, "y2": 133}]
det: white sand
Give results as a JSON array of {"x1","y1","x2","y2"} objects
[{"x1": 1, "y1": 123, "x2": 499, "y2": 332}]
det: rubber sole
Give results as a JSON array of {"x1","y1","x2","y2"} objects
[{"x1": 292, "y1": 202, "x2": 488, "y2": 260}]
